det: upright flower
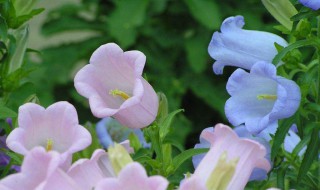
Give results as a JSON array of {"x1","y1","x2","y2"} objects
[
  {"x1": 0, "y1": 147, "x2": 64, "y2": 189},
  {"x1": 180, "y1": 124, "x2": 270, "y2": 190},
  {"x1": 74, "y1": 43, "x2": 159, "y2": 129},
  {"x1": 299, "y1": 0, "x2": 320, "y2": 10},
  {"x1": 193, "y1": 126, "x2": 271, "y2": 181},
  {"x1": 95, "y1": 162, "x2": 168, "y2": 190},
  {"x1": 225, "y1": 61, "x2": 301, "y2": 134},
  {"x1": 208, "y1": 15, "x2": 288, "y2": 75},
  {"x1": 6, "y1": 102, "x2": 92, "y2": 165}
]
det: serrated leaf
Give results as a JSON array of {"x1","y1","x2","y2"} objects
[
  {"x1": 0, "y1": 105, "x2": 17, "y2": 119},
  {"x1": 159, "y1": 109, "x2": 184, "y2": 140},
  {"x1": 297, "y1": 128, "x2": 319, "y2": 183},
  {"x1": 107, "y1": 0, "x2": 149, "y2": 48},
  {"x1": 273, "y1": 39, "x2": 320, "y2": 65},
  {"x1": 172, "y1": 148, "x2": 208, "y2": 173},
  {"x1": 271, "y1": 117, "x2": 296, "y2": 159},
  {"x1": 184, "y1": 0, "x2": 221, "y2": 29}
]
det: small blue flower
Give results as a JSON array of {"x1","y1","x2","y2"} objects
[
  {"x1": 95, "y1": 117, "x2": 150, "y2": 149},
  {"x1": 225, "y1": 61, "x2": 301, "y2": 134},
  {"x1": 208, "y1": 15, "x2": 288, "y2": 75},
  {"x1": 299, "y1": 0, "x2": 320, "y2": 10}
]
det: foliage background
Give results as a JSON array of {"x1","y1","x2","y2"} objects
[{"x1": 23, "y1": 0, "x2": 279, "y2": 148}]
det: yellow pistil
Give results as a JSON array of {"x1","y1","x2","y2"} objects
[
  {"x1": 46, "y1": 139, "x2": 53, "y2": 151},
  {"x1": 206, "y1": 152, "x2": 239, "y2": 190},
  {"x1": 109, "y1": 89, "x2": 130, "y2": 100},
  {"x1": 257, "y1": 94, "x2": 277, "y2": 100}
]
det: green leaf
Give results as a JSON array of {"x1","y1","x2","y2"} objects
[
  {"x1": 7, "y1": 25, "x2": 28, "y2": 74},
  {"x1": 107, "y1": 0, "x2": 149, "y2": 48},
  {"x1": 272, "y1": 39, "x2": 320, "y2": 65},
  {"x1": 128, "y1": 132, "x2": 142, "y2": 152},
  {"x1": 297, "y1": 128, "x2": 319, "y2": 183},
  {"x1": 184, "y1": 31, "x2": 211, "y2": 73},
  {"x1": 0, "y1": 105, "x2": 17, "y2": 119},
  {"x1": 159, "y1": 109, "x2": 184, "y2": 140},
  {"x1": 271, "y1": 116, "x2": 296, "y2": 159},
  {"x1": 291, "y1": 9, "x2": 320, "y2": 22},
  {"x1": 172, "y1": 148, "x2": 208, "y2": 173},
  {"x1": 277, "y1": 165, "x2": 288, "y2": 189},
  {"x1": 10, "y1": 8, "x2": 44, "y2": 29},
  {"x1": 183, "y1": 0, "x2": 221, "y2": 29},
  {"x1": 0, "y1": 16, "x2": 8, "y2": 40}
]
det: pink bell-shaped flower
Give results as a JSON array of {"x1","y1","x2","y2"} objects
[{"x1": 74, "y1": 43, "x2": 159, "y2": 129}]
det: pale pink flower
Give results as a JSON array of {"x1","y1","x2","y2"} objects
[
  {"x1": 67, "y1": 149, "x2": 116, "y2": 189},
  {"x1": 180, "y1": 124, "x2": 271, "y2": 190},
  {"x1": 0, "y1": 147, "x2": 67, "y2": 190},
  {"x1": 74, "y1": 43, "x2": 159, "y2": 129},
  {"x1": 95, "y1": 162, "x2": 168, "y2": 190},
  {"x1": 6, "y1": 102, "x2": 92, "y2": 165}
]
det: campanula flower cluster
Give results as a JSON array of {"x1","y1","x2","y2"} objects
[{"x1": 2, "y1": 0, "x2": 319, "y2": 187}]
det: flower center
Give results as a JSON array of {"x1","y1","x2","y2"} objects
[
  {"x1": 257, "y1": 94, "x2": 277, "y2": 100},
  {"x1": 109, "y1": 89, "x2": 130, "y2": 100},
  {"x1": 206, "y1": 152, "x2": 238, "y2": 190},
  {"x1": 46, "y1": 139, "x2": 53, "y2": 151}
]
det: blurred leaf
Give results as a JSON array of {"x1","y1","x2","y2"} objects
[
  {"x1": 107, "y1": 0, "x2": 149, "y2": 48},
  {"x1": 0, "y1": 16, "x2": 8, "y2": 40},
  {"x1": 42, "y1": 16, "x2": 103, "y2": 36},
  {"x1": 7, "y1": 26, "x2": 28, "y2": 74},
  {"x1": 0, "y1": 105, "x2": 17, "y2": 119},
  {"x1": 188, "y1": 74, "x2": 226, "y2": 117},
  {"x1": 185, "y1": 31, "x2": 211, "y2": 73},
  {"x1": 183, "y1": 0, "x2": 221, "y2": 29}
]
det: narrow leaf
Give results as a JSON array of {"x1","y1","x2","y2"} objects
[
  {"x1": 172, "y1": 148, "x2": 208, "y2": 173},
  {"x1": 297, "y1": 128, "x2": 319, "y2": 182},
  {"x1": 273, "y1": 39, "x2": 320, "y2": 65},
  {"x1": 159, "y1": 109, "x2": 184, "y2": 140},
  {"x1": 271, "y1": 117, "x2": 296, "y2": 159}
]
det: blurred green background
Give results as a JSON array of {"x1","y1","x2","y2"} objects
[{"x1": 24, "y1": 0, "x2": 278, "y2": 148}]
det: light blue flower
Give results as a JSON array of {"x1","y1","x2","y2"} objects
[
  {"x1": 299, "y1": 0, "x2": 320, "y2": 10},
  {"x1": 208, "y1": 15, "x2": 288, "y2": 75},
  {"x1": 95, "y1": 117, "x2": 150, "y2": 149},
  {"x1": 225, "y1": 61, "x2": 301, "y2": 134}
]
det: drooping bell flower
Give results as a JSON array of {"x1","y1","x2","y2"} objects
[
  {"x1": 96, "y1": 117, "x2": 150, "y2": 150},
  {"x1": 6, "y1": 102, "x2": 92, "y2": 166},
  {"x1": 193, "y1": 126, "x2": 271, "y2": 181},
  {"x1": 74, "y1": 43, "x2": 159, "y2": 129},
  {"x1": 208, "y1": 15, "x2": 288, "y2": 75},
  {"x1": 180, "y1": 124, "x2": 270, "y2": 190},
  {"x1": 299, "y1": 0, "x2": 320, "y2": 10},
  {"x1": 95, "y1": 162, "x2": 169, "y2": 190},
  {"x1": 225, "y1": 61, "x2": 301, "y2": 134}
]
